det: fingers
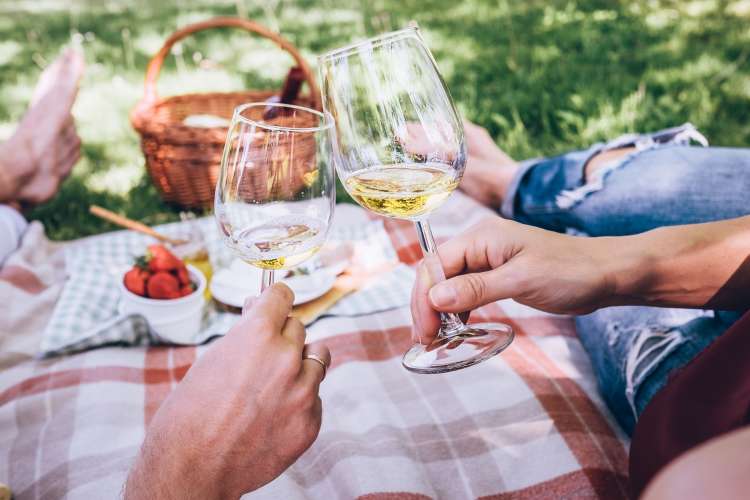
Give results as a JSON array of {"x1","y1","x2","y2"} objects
[
  {"x1": 435, "y1": 237, "x2": 479, "y2": 279},
  {"x1": 299, "y1": 343, "x2": 330, "y2": 390},
  {"x1": 435, "y1": 219, "x2": 505, "y2": 278},
  {"x1": 410, "y1": 223, "x2": 494, "y2": 344},
  {"x1": 410, "y1": 261, "x2": 441, "y2": 345},
  {"x1": 410, "y1": 259, "x2": 480, "y2": 343},
  {"x1": 242, "y1": 296, "x2": 257, "y2": 317},
  {"x1": 281, "y1": 316, "x2": 306, "y2": 354},
  {"x1": 237, "y1": 283, "x2": 295, "y2": 336},
  {"x1": 428, "y1": 267, "x2": 516, "y2": 313}
]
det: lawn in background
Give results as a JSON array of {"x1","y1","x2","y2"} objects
[{"x1": 1, "y1": 0, "x2": 748, "y2": 240}]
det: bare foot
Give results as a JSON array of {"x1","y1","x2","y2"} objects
[
  {"x1": 0, "y1": 47, "x2": 84, "y2": 205},
  {"x1": 461, "y1": 120, "x2": 519, "y2": 208}
]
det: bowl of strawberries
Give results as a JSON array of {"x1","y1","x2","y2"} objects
[{"x1": 120, "y1": 244, "x2": 206, "y2": 344}]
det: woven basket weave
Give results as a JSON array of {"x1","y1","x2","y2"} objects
[{"x1": 130, "y1": 17, "x2": 321, "y2": 208}]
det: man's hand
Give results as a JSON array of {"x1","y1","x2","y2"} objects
[
  {"x1": 125, "y1": 284, "x2": 331, "y2": 499},
  {"x1": 411, "y1": 217, "x2": 623, "y2": 344}
]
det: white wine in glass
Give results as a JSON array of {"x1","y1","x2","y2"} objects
[
  {"x1": 345, "y1": 163, "x2": 459, "y2": 219},
  {"x1": 319, "y1": 26, "x2": 514, "y2": 374},
  {"x1": 215, "y1": 102, "x2": 335, "y2": 291}
]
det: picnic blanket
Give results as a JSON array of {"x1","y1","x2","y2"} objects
[
  {"x1": 0, "y1": 222, "x2": 66, "y2": 370},
  {"x1": 40, "y1": 206, "x2": 414, "y2": 356},
  {"x1": 0, "y1": 192, "x2": 630, "y2": 499}
]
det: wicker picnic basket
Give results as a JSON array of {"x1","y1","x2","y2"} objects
[{"x1": 130, "y1": 17, "x2": 321, "y2": 208}]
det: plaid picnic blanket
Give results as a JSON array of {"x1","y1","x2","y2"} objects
[{"x1": 0, "y1": 192, "x2": 630, "y2": 499}]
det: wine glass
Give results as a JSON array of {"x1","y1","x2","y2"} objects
[
  {"x1": 319, "y1": 26, "x2": 514, "y2": 374},
  {"x1": 215, "y1": 102, "x2": 335, "y2": 292}
]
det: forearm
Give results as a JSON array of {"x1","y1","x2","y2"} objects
[{"x1": 610, "y1": 216, "x2": 750, "y2": 310}]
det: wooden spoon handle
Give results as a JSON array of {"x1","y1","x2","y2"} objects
[{"x1": 89, "y1": 205, "x2": 187, "y2": 245}]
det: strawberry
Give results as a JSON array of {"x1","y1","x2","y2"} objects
[
  {"x1": 179, "y1": 284, "x2": 195, "y2": 297},
  {"x1": 124, "y1": 266, "x2": 149, "y2": 297},
  {"x1": 175, "y1": 266, "x2": 191, "y2": 286},
  {"x1": 147, "y1": 244, "x2": 183, "y2": 272},
  {"x1": 146, "y1": 271, "x2": 181, "y2": 300}
]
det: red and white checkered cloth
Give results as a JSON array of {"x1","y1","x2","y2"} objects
[{"x1": 0, "y1": 192, "x2": 629, "y2": 499}]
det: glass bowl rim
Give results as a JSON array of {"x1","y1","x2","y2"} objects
[
  {"x1": 318, "y1": 26, "x2": 420, "y2": 62},
  {"x1": 232, "y1": 102, "x2": 332, "y2": 133}
]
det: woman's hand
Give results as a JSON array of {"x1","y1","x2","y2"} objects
[
  {"x1": 411, "y1": 217, "x2": 626, "y2": 344},
  {"x1": 125, "y1": 284, "x2": 331, "y2": 499},
  {"x1": 412, "y1": 214, "x2": 750, "y2": 344}
]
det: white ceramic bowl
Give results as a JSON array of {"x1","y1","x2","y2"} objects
[{"x1": 119, "y1": 264, "x2": 206, "y2": 344}]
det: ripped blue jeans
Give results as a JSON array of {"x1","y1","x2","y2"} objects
[{"x1": 501, "y1": 124, "x2": 750, "y2": 435}]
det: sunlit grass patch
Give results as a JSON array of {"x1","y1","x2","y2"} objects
[{"x1": 0, "y1": 0, "x2": 745, "y2": 239}]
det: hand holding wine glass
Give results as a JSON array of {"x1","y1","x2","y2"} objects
[{"x1": 319, "y1": 26, "x2": 513, "y2": 373}]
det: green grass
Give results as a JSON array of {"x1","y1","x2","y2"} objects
[{"x1": 1, "y1": 0, "x2": 748, "y2": 240}]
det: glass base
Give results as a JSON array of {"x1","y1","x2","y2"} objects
[{"x1": 402, "y1": 322, "x2": 514, "y2": 374}]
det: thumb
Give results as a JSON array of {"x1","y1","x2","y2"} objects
[
  {"x1": 242, "y1": 296, "x2": 258, "y2": 317},
  {"x1": 428, "y1": 266, "x2": 517, "y2": 313}
]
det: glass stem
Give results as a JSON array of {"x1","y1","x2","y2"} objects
[
  {"x1": 414, "y1": 219, "x2": 464, "y2": 338},
  {"x1": 260, "y1": 269, "x2": 276, "y2": 292}
]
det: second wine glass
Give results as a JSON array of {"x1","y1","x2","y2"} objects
[
  {"x1": 319, "y1": 26, "x2": 514, "y2": 374},
  {"x1": 215, "y1": 102, "x2": 335, "y2": 292}
]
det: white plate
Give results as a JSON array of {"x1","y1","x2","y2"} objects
[
  {"x1": 210, "y1": 259, "x2": 336, "y2": 308},
  {"x1": 282, "y1": 272, "x2": 337, "y2": 305}
]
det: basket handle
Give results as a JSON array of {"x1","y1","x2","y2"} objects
[{"x1": 141, "y1": 17, "x2": 320, "y2": 109}]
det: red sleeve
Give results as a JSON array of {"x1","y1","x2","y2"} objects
[{"x1": 629, "y1": 311, "x2": 750, "y2": 497}]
